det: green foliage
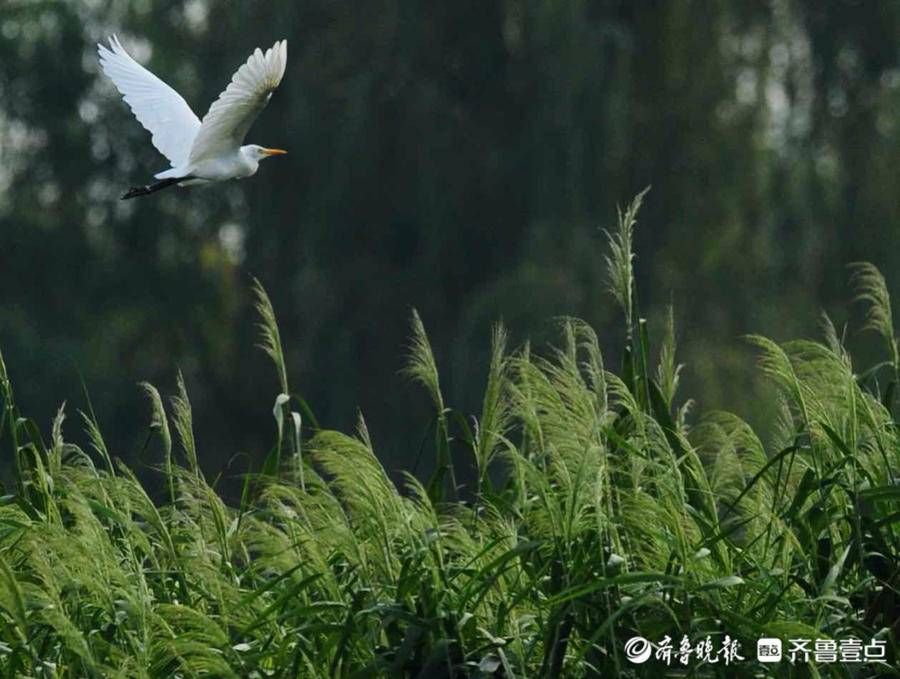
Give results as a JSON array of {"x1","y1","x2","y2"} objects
[
  {"x1": 603, "y1": 187, "x2": 649, "y2": 334},
  {"x1": 171, "y1": 370, "x2": 200, "y2": 479},
  {"x1": 252, "y1": 277, "x2": 289, "y2": 397},
  {"x1": 0, "y1": 199, "x2": 898, "y2": 677}
]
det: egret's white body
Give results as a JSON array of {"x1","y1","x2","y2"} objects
[
  {"x1": 98, "y1": 36, "x2": 288, "y2": 198},
  {"x1": 163, "y1": 146, "x2": 268, "y2": 184}
]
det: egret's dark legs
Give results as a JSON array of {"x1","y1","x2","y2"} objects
[{"x1": 121, "y1": 176, "x2": 189, "y2": 200}]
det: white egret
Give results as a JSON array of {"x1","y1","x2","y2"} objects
[{"x1": 98, "y1": 36, "x2": 288, "y2": 200}]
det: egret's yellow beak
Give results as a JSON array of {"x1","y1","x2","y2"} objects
[{"x1": 263, "y1": 148, "x2": 288, "y2": 156}]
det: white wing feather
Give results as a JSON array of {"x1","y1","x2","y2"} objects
[
  {"x1": 97, "y1": 36, "x2": 201, "y2": 168},
  {"x1": 188, "y1": 40, "x2": 287, "y2": 163}
]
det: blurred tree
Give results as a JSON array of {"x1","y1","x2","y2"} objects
[{"x1": 1, "y1": 0, "x2": 899, "y2": 490}]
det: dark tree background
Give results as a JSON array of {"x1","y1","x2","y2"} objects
[{"x1": 1, "y1": 1, "x2": 899, "y2": 486}]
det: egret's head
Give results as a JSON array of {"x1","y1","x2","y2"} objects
[{"x1": 246, "y1": 144, "x2": 288, "y2": 161}]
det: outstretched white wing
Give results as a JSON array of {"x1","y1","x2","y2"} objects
[
  {"x1": 97, "y1": 36, "x2": 201, "y2": 168},
  {"x1": 188, "y1": 40, "x2": 287, "y2": 163}
]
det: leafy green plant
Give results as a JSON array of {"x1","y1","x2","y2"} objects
[{"x1": 0, "y1": 194, "x2": 896, "y2": 677}]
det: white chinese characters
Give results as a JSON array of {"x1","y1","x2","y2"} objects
[
  {"x1": 625, "y1": 635, "x2": 887, "y2": 667},
  {"x1": 625, "y1": 635, "x2": 744, "y2": 667}
]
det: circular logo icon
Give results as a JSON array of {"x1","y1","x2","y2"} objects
[{"x1": 624, "y1": 636, "x2": 652, "y2": 664}]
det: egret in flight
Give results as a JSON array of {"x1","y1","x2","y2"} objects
[{"x1": 98, "y1": 36, "x2": 288, "y2": 200}]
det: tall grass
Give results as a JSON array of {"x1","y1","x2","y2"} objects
[{"x1": 0, "y1": 195, "x2": 897, "y2": 677}]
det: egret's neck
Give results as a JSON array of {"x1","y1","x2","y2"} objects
[{"x1": 239, "y1": 146, "x2": 260, "y2": 173}]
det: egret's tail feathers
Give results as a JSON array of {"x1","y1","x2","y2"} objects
[
  {"x1": 121, "y1": 176, "x2": 189, "y2": 200},
  {"x1": 154, "y1": 166, "x2": 187, "y2": 180}
]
